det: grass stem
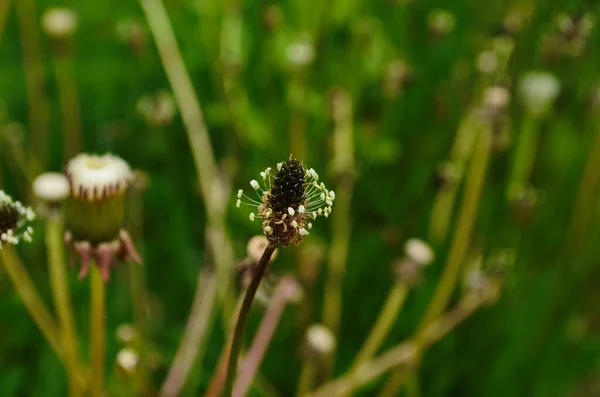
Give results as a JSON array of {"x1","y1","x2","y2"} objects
[{"x1": 90, "y1": 264, "x2": 105, "y2": 397}]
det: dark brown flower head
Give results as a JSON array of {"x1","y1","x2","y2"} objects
[
  {"x1": 236, "y1": 158, "x2": 334, "y2": 247},
  {"x1": 0, "y1": 190, "x2": 35, "y2": 246}
]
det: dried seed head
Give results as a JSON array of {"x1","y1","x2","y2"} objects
[
  {"x1": 0, "y1": 191, "x2": 35, "y2": 247},
  {"x1": 33, "y1": 172, "x2": 70, "y2": 203},
  {"x1": 64, "y1": 153, "x2": 141, "y2": 281}
]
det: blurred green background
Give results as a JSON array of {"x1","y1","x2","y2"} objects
[{"x1": 2, "y1": 0, "x2": 600, "y2": 396}]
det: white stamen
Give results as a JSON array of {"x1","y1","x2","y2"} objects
[
  {"x1": 237, "y1": 189, "x2": 243, "y2": 199},
  {"x1": 277, "y1": 163, "x2": 283, "y2": 171},
  {"x1": 308, "y1": 223, "x2": 313, "y2": 229},
  {"x1": 329, "y1": 191, "x2": 336, "y2": 200},
  {"x1": 260, "y1": 171, "x2": 267, "y2": 179},
  {"x1": 299, "y1": 228, "x2": 310, "y2": 236},
  {"x1": 298, "y1": 205, "x2": 305, "y2": 214},
  {"x1": 292, "y1": 220, "x2": 298, "y2": 228},
  {"x1": 288, "y1": 207, "x2": 295, "y2": 216},
  {"x1": 264, "y1": 226, "x2": 273, "y2": 234},
  {"x1": 250, "y1": 180, "x2": 260, "y2": 190},
  {"x1": 249, "y1": 213, "x2": 255, "y2": 221},
  {"x1": 236, "y1": 199, "x2": 241, "y2": 208}
]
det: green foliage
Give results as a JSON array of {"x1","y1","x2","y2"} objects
[{"x1": 1, "y1": 0, "x2": 600, "y2": 396}]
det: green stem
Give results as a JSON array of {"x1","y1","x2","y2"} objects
[
  {"x1": 90, "y1": 265, "x2": 105, "y2": 397},
  {"x1": 225, "y1": 245, "x2": 276, "y2": 396},
  {"x1": 506, "y1": 114, "x2": 541, "y2": 199},
  {"x1": 429, "y1": 109, "x2": 482, "y2": 243},
  {"x1": 0, "y1": 246, "x2": 62, "y2": 357},
  {"x1": 46, "y1": 215, "x2": 86, "y2": 395},
  {"x1": 53, "y1": 55, "x2": 82, "y2": 160},
  {"x1": 322, "y1": 89, "x2": 354, "y2": 374},
  {"x1": 15, "y1": 0, "x2": 50, "y2": 177},
  {"x1": 0, "y1": 0, "x2": 11, "y2": 45},
  {"x1": 419, "y1": 129, "x2": 492, "y2": 332},
  {"x1": 306, "y1": 285, "x2": 499, "y2": 397},
  {"x1": 380, "y1": 128, "x2": 492, "y2": 396},
  {"x1": 296, "y1": 362, "x2": 316, "y2": 397},
  {"x1": 140, "y1": 0, "x2": 235, "y2": 321},
  {"x1": 350, "y1": 283, "x2": 408, "y2": 372}
]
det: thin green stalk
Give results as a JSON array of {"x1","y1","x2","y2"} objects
[
  {"x1": 90, "y1": 264, "x2": 106, "y2": 397},
  {"x1": 322, "y1": 89, "x2": 354, "y2": 373},
  {"x1": 381, "y1": 128, "x2": 492, "y2": 396},
  {"x1": 139, "y1": 0, "x2": 234, "y2": 316},
  {"x1": 340, "y1": 283, "x2": 409, "y2": 397},
  {"x1": 306, "y1": 285, "x2": 499, "y2": 397},
  {"x1": 419, "y1": 128, "x2": 492, "y2": 332},
  {"x1": 566, "y1": 117, "x2": 600, "y2": 252},
  {"x1": 0, "y1": 0, "x2": 11, "y2": 44},
  {"x1": 160, "y1": 270, "x2": 218, "y2": 397},
  {"x1": 0, "y1": 246, "x2": 62, "y2": 356},
  {"x1": 429, "y1": 109, "x2": 482, "y2": 243},
  {"x1": 46, "y1": 215, "x2": 86, "y2": 395},
  {"x1": 350, "y1": 283, "x2": 408, "y2": 372},
  {"x1": 53, "y1": 56, "x2": 82, "y2": 160},
  {"x1": 15, "y1": 0, "x2": 50, "y2": 177},
  {"x1": 506, "y1": 114, "x2": 541, "y2": 199},
  {"x1": 225, "y1": 245, "x2": 277, "y2": 396},
  {"x1": 296, "y1": 362, "x2": 316, "y2": 397}
]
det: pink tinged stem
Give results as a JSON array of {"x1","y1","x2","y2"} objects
[{"x1": 233, "y1": 276, "x2": 300, "y2": 397}]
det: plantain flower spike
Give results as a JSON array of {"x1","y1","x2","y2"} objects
[
  {"x1": 64, "y1": 153, "x2": 141, "y2": 282},
  {"x1": 0, "y1": 191, "x2": 35, "y2": 247},
  {"x1": 236, "y1": 157, "x2": 335, "y2": 247}
]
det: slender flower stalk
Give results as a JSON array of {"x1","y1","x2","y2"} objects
[
  {"x1": 322, "y1": 89, "x2": 354, "y2": 372},
  {"x1": 381, "y1": 127, "x2": 493, "y2": 396},
  {"x1": 46, "y1": 213, "x2": 86, "y2": 396},
  {"x1": 90, "y1": 264, "x2": 105, "y2": 396},
  {"x1": 0, "y1": 0, "x2": 11, "y2": 44},
  {"x1": 305, "y1": 281, "x2": 501, "y2": 397},
  {"x1": 225, "y1": 245, "x2": 277, "y2": 396},
  {"x1": 160, "y1": 269, "x2": 218, "y2": 397},
  {"x1": 140, "y1": 0, "x2": 237, "y2": 352},
  {"x1": 344, "y1": 240, "x2": 434, "y2": 397},
  {"x1": 15, "y1": 0, "x2": 50, "y2": 178},
  {"x1": 41, "y1": 7, "x2": 82, "y2": 160}
]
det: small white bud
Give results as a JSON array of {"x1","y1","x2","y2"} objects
[
  {"x1": 405, "y1": 238, "x2": 435, "y2": 266},
  {"x1": 32, "y1": 172, "x2": 70, "y2": 202}
]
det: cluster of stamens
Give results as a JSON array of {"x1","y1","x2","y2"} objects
[
  {"x1": 236, "y1": 159, "x2": 335, "y2": 247},
  {"x1": 0, "y1": 190, "x2": 35, "y2": 247}
]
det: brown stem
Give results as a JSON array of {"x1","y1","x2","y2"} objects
[{"x1": 224, "y1": 245, "x2": 276, "y2": 396}]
